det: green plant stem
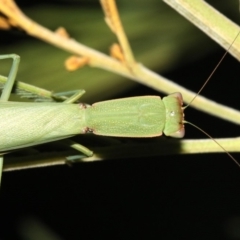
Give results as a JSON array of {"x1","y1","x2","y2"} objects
[
  {"x1": 3, "y1": 137, "x2": 240, "y2": 171},
  {"x1": 163, "y1": 0, "x2": 240, "y2": 60}
]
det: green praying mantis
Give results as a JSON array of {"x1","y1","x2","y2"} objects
[
  {"x1": 0, "y1": 53, "x2": 186, "y2": 183},
  {"x1": 0, "y1": 43, "x2": 239, "y2": 186}
]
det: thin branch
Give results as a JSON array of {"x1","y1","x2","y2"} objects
[
  {"x1": 163, "y1": 0, "x2": 240, "y2": 60},
  {"x1": 3, "y1": 137, "x2": 240, "y2": 171},
  {"x1": 100, "y1": 0, "x2": 136, "y2": 65}
]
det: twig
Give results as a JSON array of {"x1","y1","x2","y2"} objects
[
  {"x1": 100, "y1": 0, "x2": 136, "y2": 66},
  {"x1": 3, "y1": 137, "x2": 240, "y2": 171},
  {"x1": 163, "y1": 0, "x2": 240, "y2": 60}
]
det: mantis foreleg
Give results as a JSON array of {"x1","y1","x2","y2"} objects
[{"x1": 0, "y1": 54, "x2": 20, "y2": 101}]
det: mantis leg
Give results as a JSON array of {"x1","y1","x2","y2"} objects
[
  {"x1": 0, "y1": 156, "x2": 2, "y2": 183},
  {"x1": 61, "y1": 139, "x2": 93, "y2": 157},
  {"x1": 0, "y1": 54, "x2": 20, "y2": 101},
  {"x1": 0, "y1": 54, "x2": 20, "y2": 185},
  {"x1": 52, "y1": 90, "x2": 86, "y2": 103}
]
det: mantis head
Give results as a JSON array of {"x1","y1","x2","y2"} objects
[{"x1": 162, "y1": 92, "x2": 185, "y2": 138}]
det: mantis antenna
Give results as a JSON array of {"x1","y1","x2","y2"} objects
[{"x1": 184, "y1": 32, "x2": 240, "y2": 109}]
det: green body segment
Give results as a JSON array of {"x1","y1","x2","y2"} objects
[
  {"x1": 162, "y1": 93, "x2": 185, "y2": 138},
  {"x1": 0, "y1": 102, "x2": 86, "y2": 152},
  {"x1": 85, "y1": 96, "x2": 166, "y2": 137}
]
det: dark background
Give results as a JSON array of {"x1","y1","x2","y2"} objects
[{"x1": 1, "y1": 1, "x2": 240, "y2": 239}]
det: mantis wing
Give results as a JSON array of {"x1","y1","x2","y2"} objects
[{"x1": 0, "y1": 102, "x2": 85, "y2": 152}]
